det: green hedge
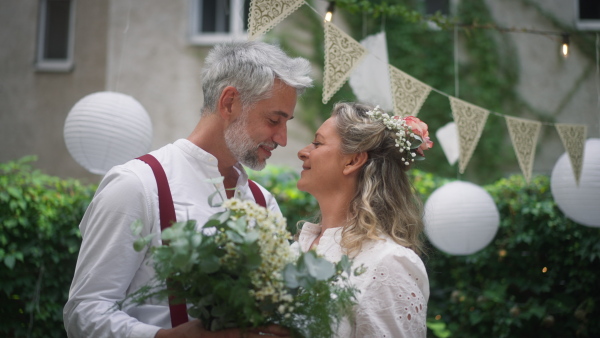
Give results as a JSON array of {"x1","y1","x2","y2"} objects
[
  {"x1": 0, "y1": 157, "x2": 96, "y2": 338},
  {"x1": 2, "y1": 160, "x2": 599, "y2": 337},
  {"x1": 424, "y1": 175, "x2": 600, "y2": 338}
]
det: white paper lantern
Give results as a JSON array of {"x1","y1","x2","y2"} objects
[
  {"x1": 551, "y1": 138, "x2": 600, "y2": 227},
  {"x1": 424, "y1": 181, "x2": 500, "y2": 255},
  {"x1": 64, "y1": 91, "x2": 153, "y2": 175}
]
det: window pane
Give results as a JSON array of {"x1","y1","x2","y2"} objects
[
  {"x1": 579, "y1": 0, "x2": 600, "y2": 19},
  {"x1": 243, "y1": 0, "x2": 250, "y2": 31},
  {"x1": 44, "y1": 0, "x2": 71, "y2": 59},
  {"x1": 200, "y1": 0, "x2": 230, "y2": 33}
]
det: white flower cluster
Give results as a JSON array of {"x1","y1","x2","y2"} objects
[
  {"x1": 365, "y1": 105, "x2": 415, "y2": 166},
  {"x1": 220, "y1": 198, "x2": 295, "y2": 311}
]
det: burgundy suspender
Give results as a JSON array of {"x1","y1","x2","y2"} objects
[
  {"x1": 137, "y1": 154, "x2": 188, "y2": 328},
  {"x1": 247, "y1": 179, "x2": 267, "y2": 208},
  {"x1": 136, "y1": 154, "x2": 267, "y2": 328}
]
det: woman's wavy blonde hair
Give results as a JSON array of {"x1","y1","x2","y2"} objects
[{"x1": 331, "y1": 102, "x2": 425, "y2": 257}]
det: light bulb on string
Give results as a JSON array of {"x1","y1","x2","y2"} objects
[
  {"x1": 562, "y1": 33, "x2": 569, "y2": 57},
  {"x1": 324, "y1": 1, "x2": 335, "y2": 22}
]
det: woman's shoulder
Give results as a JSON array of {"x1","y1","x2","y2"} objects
[
  {"x1": 358, "y1": 236, "x2": 423, "y2": 265},
  {"x1": 355, "y1": 236, "x2": 429, "y2": 294}
]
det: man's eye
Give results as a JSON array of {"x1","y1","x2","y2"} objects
[{"x1": 269, "y1": 119, "x2": 279, "y2": 125}]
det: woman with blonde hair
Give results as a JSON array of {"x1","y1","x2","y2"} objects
[{"x1": 293, "y1": 102, "x2": 433, "y2": 337}]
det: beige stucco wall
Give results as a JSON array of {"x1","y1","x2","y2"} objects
[{"x1": 0, "y1": 0, "x2": 110, "y2": 182}]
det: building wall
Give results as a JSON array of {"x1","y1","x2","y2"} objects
[
  {"x1": 0, "y1": 0, "x2": 110, "y2": 182},
  {"x1": 485, "y1": 0, "x2": 599, "y2": 174}
]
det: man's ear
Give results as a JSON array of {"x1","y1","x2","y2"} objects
[
  {"x1": 343, "y1": 152, "x2": 368, "y2": 176},
  {"x1": 217, "y1": 86, "x2": 239, "y2": 121}
]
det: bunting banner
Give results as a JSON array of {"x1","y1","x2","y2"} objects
[
  {"x1": 555, "y1": 123, "x2": 587, "y2": 185},
  {"x1": 389, "y1": 65, "x2": 432, "y2": 117},
  {"x1": 505, "y1": 116, "x2": 542, "y2": 183},
  {"x1": 322, "y1": 21, "x2": 367, "y2": 104},
  {"x1": 248, "y1": 0, "x2": 304, "y2": 40},
  {"x1": 449, "y1": 97, "x2": 490, "y2": 174}
]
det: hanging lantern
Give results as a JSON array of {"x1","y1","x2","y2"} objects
[
  {"x1": 551, "y1": 138, "x2": 600, "y2": 228},
  {"x1": 424, "y1": 181, "x2": 500, "y2": 255},
  {"x1": 64, "y1": 91, "x2": 153, "y2": 175}
]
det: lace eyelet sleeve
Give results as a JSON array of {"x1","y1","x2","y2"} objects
[{"x1": 352, "y1": 250, "x2": 429, "y2": 337}]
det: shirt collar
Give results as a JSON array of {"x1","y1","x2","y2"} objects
[{"x1": 174, "y1": 138, "x2": 249, "y2": 185}]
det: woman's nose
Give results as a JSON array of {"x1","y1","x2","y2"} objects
[{"x1": 297, "y1": 144, "x2": 310, "y2": 161}]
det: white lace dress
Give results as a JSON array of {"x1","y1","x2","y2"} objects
[{"x1": 291, "y1": 222, "x2": 429, "y2": 338}]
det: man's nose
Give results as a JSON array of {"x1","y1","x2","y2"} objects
[{"x1": 273, "y1": 124, "x2": 287, "y2": 147}]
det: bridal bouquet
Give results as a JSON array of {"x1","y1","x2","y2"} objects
[{"x1": 120, "y1": 181, "x2": 359, "y2": 337}]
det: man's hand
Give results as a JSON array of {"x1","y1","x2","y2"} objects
[{"x1": 154, "y1": 320, "x2": 290, "y2": 338}]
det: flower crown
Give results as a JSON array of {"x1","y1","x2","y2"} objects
[{"x1": 365, "y1": 106, "x2": 434, "y2": 165}]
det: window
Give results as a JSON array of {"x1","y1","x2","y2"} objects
[
  {"x1": 576, "y1": 0, "x2": 600, "y2": 30},
  {"x1": 36, "y1": 0, "x2": 75, "y2": 71},
  {"x1": 189, "y1": 0, "x2": 250, "y2": 45},
  {"x1": 423, "y1": 0, "x2": 450, "y2": 16}
]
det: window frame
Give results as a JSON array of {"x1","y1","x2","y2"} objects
[
  {"x1": 36, "y1": 0, "x2": 76, "y2": 72},
  {"x1": 188, "y1": 0, "x2": 248, "y2": 46},
  {"x1": 575, "y1": 0, "x2": 600, "y2": 31}
]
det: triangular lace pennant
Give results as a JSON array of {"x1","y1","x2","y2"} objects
[
  {"x1": 323, "y1": 22, "x2": 367, "y2": 104},
  {"x1": 555, "y1": 123, "x2": 587, "y2": 186},
  {"x1": 389, "y1": 65, "x2": 432, "y2": 117},
  {"x1": 505, "y1": 116, "x2": 542, "y2": 184},
  {"x1": 449, "y1": 97, "x2": 490, "y2": 174},
  {"x1": 248, "y1": 0, "x2": 304, "y2": 40}
]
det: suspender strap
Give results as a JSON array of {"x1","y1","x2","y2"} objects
[
  {"x1": 136, "y1": 154, "x2": 267, "y2": 327},
  {"x1": 136, "y1": 154, "x2": 189, "y2": 328},
  {"x1": 248, "y1": 179, "x2": 266, "y2": 208}
]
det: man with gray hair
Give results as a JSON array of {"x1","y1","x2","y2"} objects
[{"x1": 64, "y1": 41, "x2": 312, "y2": 338}]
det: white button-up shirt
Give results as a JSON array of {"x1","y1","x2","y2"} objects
[{"x1": 64, "y1": 139, "x2": 280, "y2": 338}]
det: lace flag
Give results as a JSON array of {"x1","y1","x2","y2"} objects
[
  {"x1": 323, "y1": 21, "x2": 367, "y2": 104},
  {"x1": 348, "y1": 31, "x2": 394, "y2": 112},
  {"x1": 248, "y1": 0, "x2": 304, "y2": 40},
  {"x1": 389, "y1": 65, "x2": 432, "y2": 117},
  {"x1": 449, "y1": 97, "x2": 490, "y2": 174},
  {"x1": 555, "y1": 123, "x2": 587, "y2": 186},
  {"x1": 505, "y1": 116, "x2": 542, "y2": 184}
]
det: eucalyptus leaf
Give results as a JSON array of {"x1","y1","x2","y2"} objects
[
  {"x1": 172, "y1": 252, "x2": 190, "y2": 269},
  {"x1": 304, "y1": 251, "x2": 335, "y2": 280},
  {"x1": 226, "y1": 230, "x2": 244, "y2": 244},
  {"x1": 244, "y1": 229, "x2": 259, "y2": 244},
  {"x1": 207, "y1": 190, "x2": 222, "y2": 207},
  {"x1": 283, "y1": 263, "x2": 300, "y2": 288},
  {"x1": 199, "y1": 255, "x2": 220, "y2": 274},
  {"x1": 133, "y1": 234, "x2": 155, "y2": 252},
  {"x1": 216, "y1": 209, "x2": 231, "y2": 224},
  {"x1": 130, "y1": 219, "x2": 143, "y2": 236}
]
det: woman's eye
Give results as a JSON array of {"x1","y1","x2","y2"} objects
[{"x1": 312, "y1": 142, "x2": 321, "y2": 147}]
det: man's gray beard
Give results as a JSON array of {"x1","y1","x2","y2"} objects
[{"x1": 224, "y1": 114, "x2": 266, "y2": 171}]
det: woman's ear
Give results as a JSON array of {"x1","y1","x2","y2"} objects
[
  {"x1": 217, "y1": 86, "x2": 239, "y2": 121},
  {"x1": 343, "y1": 152, "x2": 368, "y2": 176}
]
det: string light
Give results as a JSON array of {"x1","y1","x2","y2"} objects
[
  {"x1": 562, "y1": 34, "x2": 570, "y2": 57},
  {"x1": 324, "y1": 1, "x2": 335, "y2": 22}
]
